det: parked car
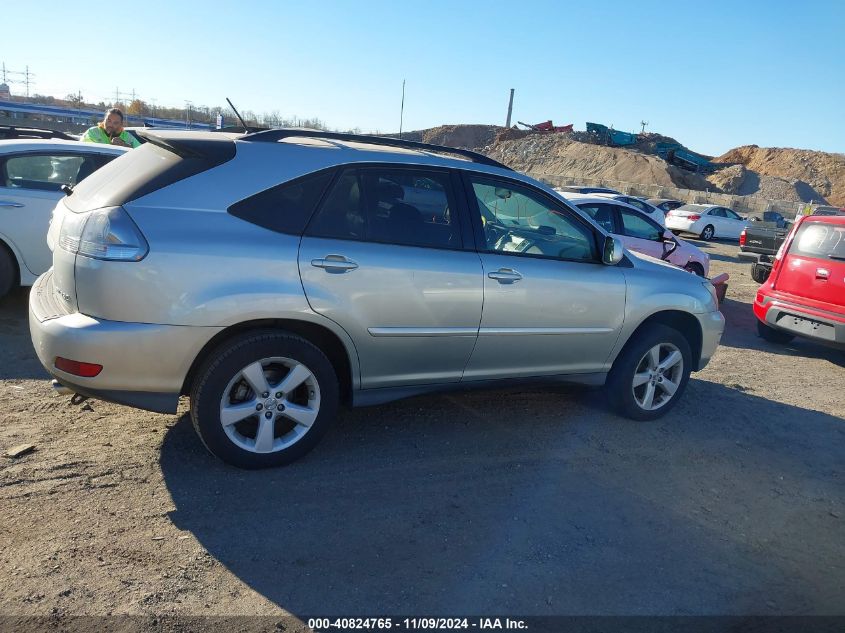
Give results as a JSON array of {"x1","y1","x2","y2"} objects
[
  {"x1": 665, "y1": 204, "x2": 749, "y2": 240},
  {"x1": 557, "y1": 185, "x2": 622, "y2": 195},
  {"x1": 30, "y1": 129, "x2": 725, "y2": 468},
  {"x1": 754, "y1": 215, "x2": 845, "y2": 347},
  {"x1": 559, "y1": 193, "x2": 709, "y2": 276},
  {"x1": 0, "y1": 139, "x2": 127, "y2": 297},
  {"x1": 591, "y1": 193, "x2": 666, "y2": 226},
  {"x1": 647, "y1": 198, "x2": 685, "y2": 213},
  {"x1": 0, "y1": 125, "x2": 77, "y2": 141}
]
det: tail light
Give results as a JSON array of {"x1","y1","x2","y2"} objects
[
  {"x1": 59, "y1": 206, "x2": 148, "y2": 261},
  {"x1": 739, "y1": 229, "x2": 746, "y2": 246},
  {"x1": 687, "y1": 214, "x2": 701, "y2": 221}
]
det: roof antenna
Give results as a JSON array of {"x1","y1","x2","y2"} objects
[{"x1": 226, "y1": 98, "x2": 250, "y2": 132}]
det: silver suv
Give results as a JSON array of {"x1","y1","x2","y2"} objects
[{"x1": 30, "y1": 130, "x2": 725, "y2": 468}]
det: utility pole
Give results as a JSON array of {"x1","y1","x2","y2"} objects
[
  {"x1": 185, "y1": 101, "x2": 193, "y2": 129},
  {"x1": 24, "y1": 65, "x2": 32, "y2": 97},
  {"x1": 505, "y1": 88, "x2": 515, "y2": 128},
  {"x1": 640, "y1": 120, "x2": 649, "y2": 134},
  {"x1": 399, "y1": 79, "x2": 405, "y2": 140}
]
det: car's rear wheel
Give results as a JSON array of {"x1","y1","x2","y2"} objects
[
  {"x1": 750, "y1": 263, "x2": 770, "y2": 284},
  {"x1": 189, "y1": 331, "x2": 339, "y2": 469},
  {"x1": 700, "y1": 225, "x2": 715, "y2": 240},
  {"x1": 756, "y1": 320, "x2": 794, "y2": 344},
  {"x1": 606, "y1": 324, "x2": 692, "y2": 421},
  {"x1": 0, "y1": 244, "x2": 16, "y2": 299}
]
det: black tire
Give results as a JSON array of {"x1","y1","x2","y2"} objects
[
  {"x1": 756, "y1": 319, "x2": 794, "y2": 344},
  {"x1": 0, "y1": 244, "x2": 17, "y2": 299},
  {"x1": 606, "y1": 323, "x2": 692, "y2": 421},
  {"x1": 189, "y1": 330, "x2": 339, "y2": 469},
  {"x1": 670, "y1": 230, "x2": 681, "y2": 236},
  {"x1": 700, "y1": 225, "x2": 715, "y2": 240},
  {"x1": 750, "y1": 263, "x2": 770, "y2": 284},
  {"x1": 684, "y1": 262, "x2": 705, "y2": 277}
]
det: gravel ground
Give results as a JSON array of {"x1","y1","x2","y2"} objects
[{"x1": 0, "y1": 240, "x2": 843, "y2": 624}]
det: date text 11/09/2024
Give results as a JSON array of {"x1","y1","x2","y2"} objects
[{"x1": 307, "y1": 618, "x2": 528, "y2": 631}]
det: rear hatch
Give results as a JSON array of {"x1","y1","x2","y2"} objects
[
  {"x1": 774, "y1": 219, "x2": 845, "y2": 309},
  {"x1": 44, "y1": 132, "x2": 237, "y2": 314}
]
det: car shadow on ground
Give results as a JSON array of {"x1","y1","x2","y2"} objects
[
  {"x1": 718, "y1": 297, "x2": 845, "y2": 367},
  {"x1": 0, "y1": 287, "x2": 49, "y2": 380},
  {"x1": 161, "y1": 380, "x2": 844, "y2": 617}
]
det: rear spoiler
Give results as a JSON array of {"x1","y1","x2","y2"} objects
[{"x1": 137, "y1": 129, "x2": 236, "y2": 162}]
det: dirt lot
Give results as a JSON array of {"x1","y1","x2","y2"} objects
[{"x1": 1, "y1": 240, "x2": 843, "y2": 623}]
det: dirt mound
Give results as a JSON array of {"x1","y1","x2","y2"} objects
[
  {"x1": 399, "y1": 124, "x2": 504, "y2": 149},
  {"x1": 483, "y1": 133, "x2": 714, "y2": 190},
  {"x1": 717, "y1": 145, "x2": 843, "y2": 205}
]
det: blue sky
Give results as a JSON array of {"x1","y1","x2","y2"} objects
[{"x1": 3, "y1": 0, "x2": 843, "y2": 155}]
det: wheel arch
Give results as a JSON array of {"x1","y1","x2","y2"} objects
[
  {"x1": 181, "y1": 318, "x2": 358, "y2": 405},
  {"x1": 0, "y1": 234, "x2": 23, "y2": 289},
  {"x1": 615, "y1": 310, "x2": 704, "y2": 371}
]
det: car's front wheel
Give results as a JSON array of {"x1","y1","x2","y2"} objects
[
  {"x1": 606, "y1": 324, "x2": 692, "y2": 421},
  {"x1": 190, "y1": 331, "x2": 339, "y2": 469},
  {"x1": 700, "y1": 225, "x2": 715, "y2": 240}
]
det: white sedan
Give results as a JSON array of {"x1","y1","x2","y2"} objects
[
  {"x1": 0, "y1": 139, "x2": 127, "y2": 297},
  {"x1": 665, "y1": 204, "x2": 749, "y2": 240}
]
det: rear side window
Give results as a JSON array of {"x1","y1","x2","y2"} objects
[
  {"x1": 228, "y1": 168, "x2": 335, "y2": 235},
  {"x1": 620, "y1": 208, "x2": 662, "y2": 241},
  {"x1": 306, "y1": 166, "x2": 462, "y2": 250},
  {"x1": 789, "y1": 222, "x2": 845, "y2": 261},
  {"x1": 577, "y1": 203, "x2": 616, "y2": 233}
]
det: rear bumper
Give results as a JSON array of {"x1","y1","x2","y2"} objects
[
  {"x1": 29, "y1": 272, "x2": 223, "y2": 413},
  {"x1": 697, "y1": 310, "x2": 725, "y2": 370},
  {"x1": 754, "y1": 294, "x2": 845, "y2": 345},
  {"x1": 737, "y1": 250, "x2": 770, "y2": 263}
]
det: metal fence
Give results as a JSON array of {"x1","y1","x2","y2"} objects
[{"x1": 533, "y1": 172, "x2": 817, "y2": 219}]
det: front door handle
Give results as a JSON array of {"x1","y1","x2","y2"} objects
[
  {"x1": 311, "y1": 254, "x2": 359, "y2": 272},
  {"x1": 0, "y1": 201, "x2": 24, "y2": 208},
  {"x1": 488, "y1": 268, "x2": 523, "y2": 284},
  {"x1": 816, "y1": 268, "x2": 830, "y2": 280}
]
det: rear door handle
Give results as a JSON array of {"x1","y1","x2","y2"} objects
[
  {"x1": 487, "y1": 268, "x2": 523, "y2": 284},
  {"x1": 0, "y1": 201, "x2": 24, "y2": 208},
  {"x1": 311, "y1": 254, "x2": 359, "y2": 272}
]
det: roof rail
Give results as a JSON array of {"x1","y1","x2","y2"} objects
[{"x1": 238, "y1": 128, "x2": 511, "y2": 170}]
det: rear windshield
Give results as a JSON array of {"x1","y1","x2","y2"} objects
[
  {"x1": 789, "y1": 221, "x2": 845, "y2": 261},
  {"x1": 65, "y1": 140, "x2": 234, "y2": 212}
]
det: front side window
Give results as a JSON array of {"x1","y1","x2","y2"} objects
[
  {"x1": 725, "y1": 209, "x2": 742, "y2": 220},
  {"x1": 709, "y1": 208, "x2": 727, "y2": 218},
  {"x1": 620, "y1": 208, "x2": 662, "y2": 241},
  {"x1": 470, "y1": 176, "x2": 596, "y2": 261},
  {"x1": 2, "y1": 153, "x2": 90, "y2": 191},
  {"x1": 306, "y1": 167, "x2": 461, "y2": 249}
]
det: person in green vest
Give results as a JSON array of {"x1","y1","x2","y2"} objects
[{"x1": 80, "y1": 108, "x2": 140, "y2": 148}]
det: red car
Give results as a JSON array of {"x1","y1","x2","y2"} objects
[{"x1": 754, "y1": 215, "x2": 845, "y2": 346}]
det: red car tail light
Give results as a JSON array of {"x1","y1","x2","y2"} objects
[
  {"x1": 55, "y1": 357, "x2": 103, "y2": 377},
  {"x1": 739, "y1": 229, "x2": 747, "y2": 246},
  {"x1": 687, "y1": 214, "x2": 701, "y2": 221}
]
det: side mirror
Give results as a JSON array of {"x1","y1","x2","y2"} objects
[{"x1": 602, "y1": 236, "x2": 624, "y2": 265}]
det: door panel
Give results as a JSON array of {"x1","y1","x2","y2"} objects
[
  {"x1": 0, "y1": 186, "x2": 61, "y2": 275},
  {"x1": 463, "y1": 175, "x2": 626, "y2": 379},
  {"x1": 299, "y1": 166, "x2": 483, "y2": 388}
]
